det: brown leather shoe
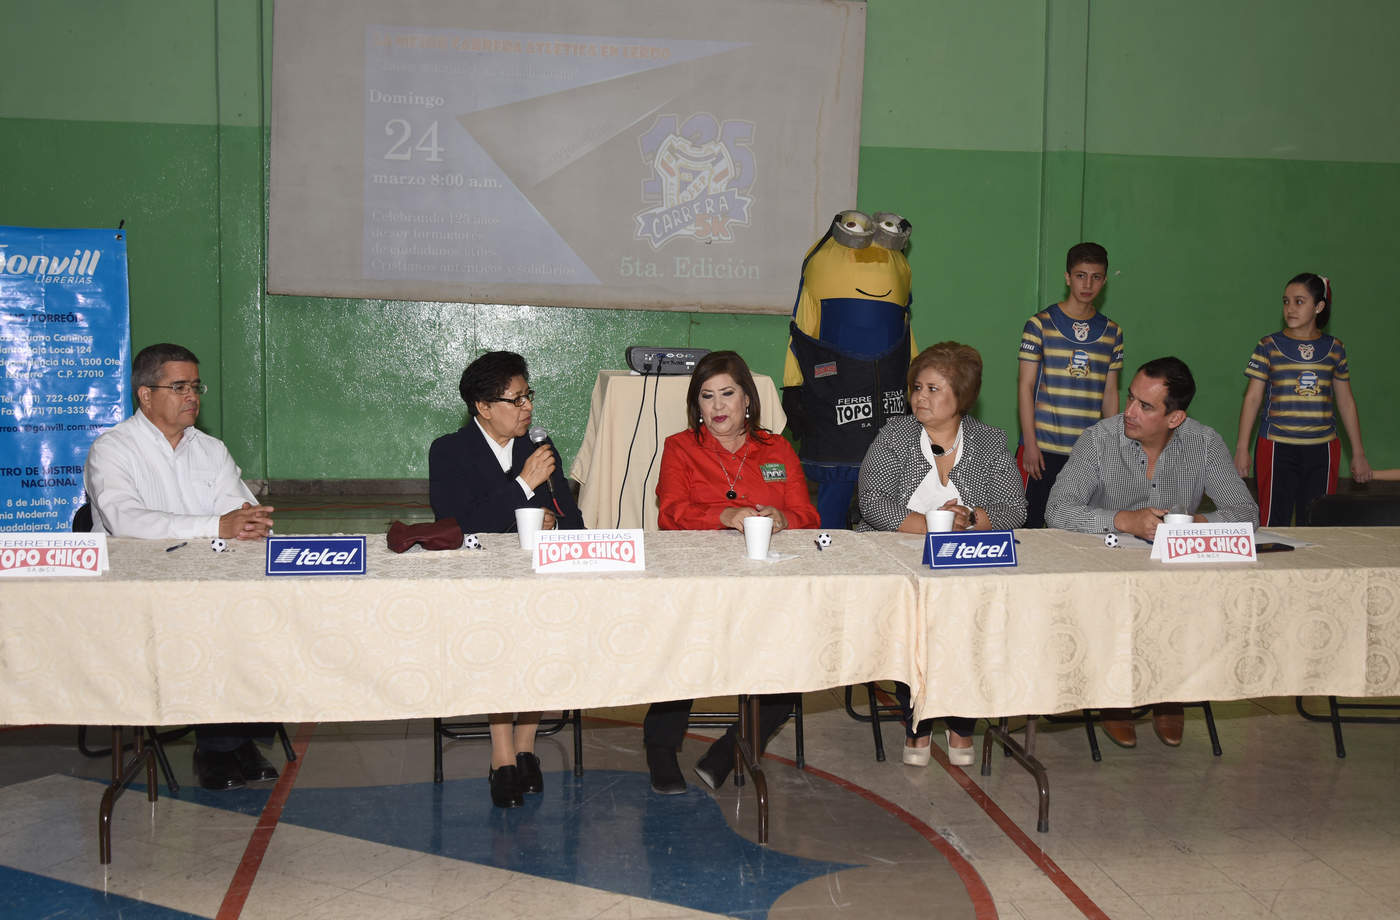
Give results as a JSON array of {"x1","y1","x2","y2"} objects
[
  {"x1": 1152, "y1": 703, "x2": 1185, "y2": 746},
  {"x1": 1099, "y1": 708, "x2": 1137, "y2": 748}
]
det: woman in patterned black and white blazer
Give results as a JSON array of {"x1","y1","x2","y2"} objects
[{"x1": 856, "y1": 341, "x2": 1027, "y2": 768}]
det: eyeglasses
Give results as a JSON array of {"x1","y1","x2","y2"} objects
[
  {"x1": 490, "y1": 389, "x2": 535, "y2": 408},
  {"x1": 147, "y1": 382, "x2": 208, "y2": 396}
]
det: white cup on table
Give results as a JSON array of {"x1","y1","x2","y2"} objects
[
  {"x1": 742, "y1": 516, "x2": 774, "y2": 560},
  {"x1": 515, "y1": 507, "x2": 545, "y2": 550},
  {"x1": 1164, "y1": 513, "x2": 1193, "y2": 526},
  {"x1": 928, "y1": 509, "x2": 956, "y2": 533}
]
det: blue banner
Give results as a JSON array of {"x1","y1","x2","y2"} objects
[{"x1": 0, "y1": 226, "x2": 130, "y2": 532}]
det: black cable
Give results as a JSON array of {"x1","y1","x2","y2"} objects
[
  {"x1": 638, "y1": 369, "x2": 663, "y2": 523},
  {"x1": 615, "y1": 365, "x2": 653, "y2": 528}
]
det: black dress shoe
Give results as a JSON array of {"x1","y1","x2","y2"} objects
[
  {"x1": 232, "y1": 740, "x2": 279, "y2": 782},
  {"x1": 489, "y1": 765, "x2": 524, "y2": 808},
  {"x1": 516, "y1": 752, "x2": 543, "y2": 794},
  {"x1": 694, "y1": 736, "x2": 734, "y2": 791},
  {"x1": 646, "y1": 745, "x2": 686, "y2": 795},
  {"x1": 193, "y1": 748, "x2": 246, "y2": 791}
]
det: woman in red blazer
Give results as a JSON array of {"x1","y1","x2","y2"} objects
[{"x1": 646, "y1": 351, "x2": 819, "y2": 795}]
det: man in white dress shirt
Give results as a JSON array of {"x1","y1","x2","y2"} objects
[{"x1": 84, "y1": 343, "x2": 280, "y2": 789}]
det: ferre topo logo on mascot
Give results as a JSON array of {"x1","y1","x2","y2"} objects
[{"x1": 834, "y1": 395, "x2": 873, "y2": 426}]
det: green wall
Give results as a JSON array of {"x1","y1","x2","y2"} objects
[{"x1": 3, "y1": 0, "x2": 1397, "y2": 480}]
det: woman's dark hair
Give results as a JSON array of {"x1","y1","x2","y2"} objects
[
  {"x1": 1136, "y1": 356, "x2": 1196, "y2": 413},
  {"x1": 686, "y1": 351, "x2": 764, "y2": 440},
  {"x1": 459, "y1": 351, "x2": 528, "y2": 416},
  {"x1": 907, "y1": 342, "x2": 982, "y2": 415},
  {"x1": 1287, "y1": 272, "x2": 1332, "y2": 328}
]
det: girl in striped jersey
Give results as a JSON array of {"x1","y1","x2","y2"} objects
[{"x1": 1234, "y1": 273, "x2": 1372, "y2": 526}]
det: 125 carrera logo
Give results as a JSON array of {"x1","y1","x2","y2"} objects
[{"x1": 634, "y1": 114, "x2": 754, "y2": 249}]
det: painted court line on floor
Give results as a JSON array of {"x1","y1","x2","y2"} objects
[
  {"x1": 208, "y1": 712, "x2": 1109, "y2": 920},
  {"x1": 216, "y1": 722, "x2": 317, "y2": 920},
  {"x1": 865, "y1": 686, "x2": 1111, "y2": 920},
  {"x1": 588, "y1": 712, "x2": 1000, "y2": 919}
]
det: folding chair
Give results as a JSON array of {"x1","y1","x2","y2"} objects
[
  {"x1": 690, "y1": 694, "x2": 806, "y2": 772},
  {"x1": 432, "y1": 712, "x2": 585, "y2": 783},
  {"x1": 843, "y1": 682, "x2": 906, "y2": 762}
]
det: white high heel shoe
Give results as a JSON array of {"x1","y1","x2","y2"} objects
[
  {"x1": 946, "y1": 730, "x2": 976, "y2": 767},
  {"x1": 902, "y1": 738, "x2": 932, "y2": 766}
]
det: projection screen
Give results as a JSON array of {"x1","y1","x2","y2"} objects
[{"x1": 268, "y1": 0, "x2": 865, "y2": 313}]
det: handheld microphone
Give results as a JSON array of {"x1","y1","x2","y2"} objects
[{"x1": 528, "y1": 425, "x2": 562, "y2": 513}]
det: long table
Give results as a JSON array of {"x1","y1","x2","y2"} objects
[
  {"x1": 870, "y1": 526, "x2": 1400, "y2": 831},
  {"x1": 4, "y1": 527, "x2": 1398, "y2": 856},
  {"x1": 1, "y1": 530, "x2": 918, "y2": 726},
  {"x1": 2, "y1": 529, "x2": 920, "y2": 858},
  {"x1": 873, "y1": 527, "x2": 1400, "y2": 718}
]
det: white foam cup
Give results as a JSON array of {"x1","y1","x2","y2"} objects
[
  {"x1": 928, "y1": 509, "x2": 956, "y2": 532},
  {"x1": 515, "y1": 507, "x2": 545, "y2": 550},
  {"x1": 1164, "y1": 513, "x2": 1193, "y2": 525},
  {"x1": 742, "y1": 516, "x2": 774, "y2": 560}
]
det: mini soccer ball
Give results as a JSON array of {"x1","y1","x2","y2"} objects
[
  {"x1": 815, "y1": 532, "x2": 832, "y2": 550},
  {"x1": 210, "y1": 538, "x2": 228, "y2": 552},
  {"x1": 463, "y1": 534, "x2": 482, "y2": 550},
  {"x1": 1103, "y1": 533, "x2": 1120, "y2": 548}
]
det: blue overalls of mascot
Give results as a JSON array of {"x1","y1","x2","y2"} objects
[{"x1": 782, "y1": 210, "x2": 914, "y2": 529}]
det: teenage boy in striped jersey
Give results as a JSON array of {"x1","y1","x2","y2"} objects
[{"x1": 1016, "y1": 242, "x2": 1125, "y2": 528}]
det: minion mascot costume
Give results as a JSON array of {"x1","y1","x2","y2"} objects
[{"x1": 783, "y1": 210, "x2": 914, "y2": 528}]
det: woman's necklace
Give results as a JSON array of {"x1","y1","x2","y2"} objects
[
  {"x1": 715, "y1": 440, "x2": 752, "y2": 500},
  {"x1": 928, "y1": 421, "x2": 962, "y2": 459}
]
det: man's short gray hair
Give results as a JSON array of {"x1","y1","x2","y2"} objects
[{"x1": 133, "y1": 343, "x2": 200, "y2": 389}]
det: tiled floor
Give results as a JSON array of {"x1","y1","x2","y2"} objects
[
  {"x1": 5, "y1": 495, "x2": 1397, "y2": 919},
  {"x1": 6, "y1": 697, "x2": 1399, "y2": 918}
]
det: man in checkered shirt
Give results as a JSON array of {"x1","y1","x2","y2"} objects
[{"x1": 1045, "y1": 356, "x2": 1257, "y2": 748}]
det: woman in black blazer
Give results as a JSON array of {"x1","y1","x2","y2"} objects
[
  {"x1": 856, "y1": 342, "x2": 1027, "y2": 768},
  {"x1": 429, "y1": 351, "x2": 584, "y2": 809}
]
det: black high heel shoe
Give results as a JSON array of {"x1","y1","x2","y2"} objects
[
  {"x1": 693, "y1": 736, "x2": 734, "y2": 790},
  {"x1": 516, "y1": 752, "x2": 543, "y2": 794},
  {"x1": 488, "y1": 764, "x2": 524, "y2": 808}
]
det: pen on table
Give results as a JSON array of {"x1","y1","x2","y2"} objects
[{"x1": 165, "y1": 541, "x2": 187, "y2": 552}]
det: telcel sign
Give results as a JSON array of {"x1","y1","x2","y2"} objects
[
  {"x1": 922, "y1": 530, "x2": 1018, "y2": 570},
  {"x1": 265, "y1": 536, "x2": 367, "y2": 576}
]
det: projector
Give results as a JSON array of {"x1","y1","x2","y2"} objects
[{"x1": 626, "y1": 346, "x2": 709, "y2": 375}]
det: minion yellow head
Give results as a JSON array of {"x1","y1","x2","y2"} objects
[{"x1": 802, "y1": 210, "x2": 911, "y2": 309}]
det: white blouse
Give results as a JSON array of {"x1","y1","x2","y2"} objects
[{"x1": 905, "y1": 420, "x2": 964, "y2": 516}]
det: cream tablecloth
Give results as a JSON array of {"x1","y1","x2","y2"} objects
[
  {"x1": 864, "y1": 528, "x2": 1400, "y2": 719},
  {"x1": 0, "y1": 530, "x2": 916, "y2": 726},
  {"x1": 4, "y1": 528, "x2": 1397, "y2": 729},
  {"x1": 569, "y1": 370, "x2": 787, "y2": 530}
]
